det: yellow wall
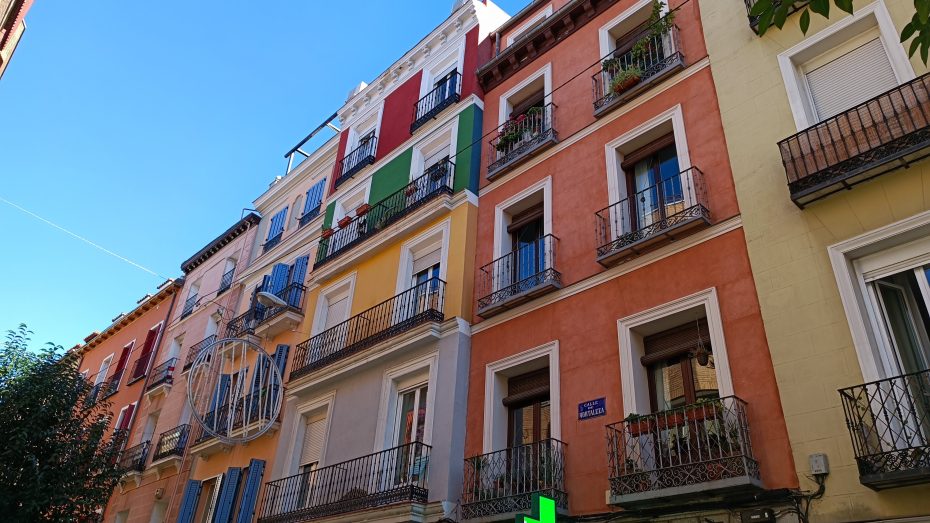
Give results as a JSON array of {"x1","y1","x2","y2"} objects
[{"x1": 701, "y1": 0, "x2": 930, "y2": 519}]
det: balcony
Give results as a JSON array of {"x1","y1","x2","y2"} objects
[
  {"x1": 411, "y1": 71, "x2": 462, "y2": 133},
  {"x1": 145, "y1": 358, "x2": 177, "y2": 399},
  {"x1": 263, "y1": 232, "x2": 284, "y2": 254},
  {"x1": 225, "y1": 283, "x2": 307, "y2": 339},
  {"x1": 192, "y1": 386, "x2": 281, "y2": 454},
  {"x1": 151, "y1": 424, "x2": 190, "y2": 471},
  {"x1": 606, "y1": 396, "x2": 761, "y2": 509},
  {"x1": 119, "y1": 440, "x2": 151, "y2": 475},
  {"x1": 595, "y1": 167, "x2": 710, "y2": 266},
  {"x1": 217, "y1": 267, "x2": 235, "y2": 295},
  {"x1": 180, "y1": 294, "x2": 197, "y2": 319},
  {"x1": 745, "y1": 1, "x2": 806, "y2": 34},
  {"x1": 839, "y1": 369, "x2": 930, "y2": 490},
  {"x1": 102, "y1": 370, "x2": 123, "y2": 399},
  {"x1": 477, "y1": 235, "x2": 561, "y2": 318},
  {"x1": 778, "y1": 73, "x2": 930, "y2": 207},
  {"x1": 85, "y1": 382, "x2": 105, "y2": 408},
  {"x1": 462, "y1": 439, "x2": 567, "y2": 521},
  {"x1": 258, "y1": 442, "x2": 431, "y2": 523},
  {"x1": 336, "y1": 136, "x2": 378, "y2": 188},
  {"x1": 183, "y1": 334, "x2": 217, "y2": 371},
  {"x1": 298, "y1": 205, "x2": 322, "y2": 229},
  {"x1": 487, "y1": 103, "x2": 557, "y2": 180},
  {"x1": 291, "y1": 278, "x2": 445, "y2": 380},
  {"x1": 592, "y1": 20, "x2": 682, "y2": 117},
  {"x1": 315, "y1": 161, "x2": 454, "y2": 269}
]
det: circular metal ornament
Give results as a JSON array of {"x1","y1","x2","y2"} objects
[{"x1": 186, "y1": 337, "x2": 283, "y2": 445}]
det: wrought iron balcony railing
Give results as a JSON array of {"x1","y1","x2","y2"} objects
[
  {"x1": 146, "y1": 358, "x2": 177, "y2": 391},
  {"x1": 412, "y1": 71, "x2": 462, "y2": 133},
  {"x1": 606, "y1": 396, "x2": 760, "y2": 506},
  {"x1": 258, "y1": 441, "x2": 430, "y2": 523},
  {"x1": 595, "y1": 167, "x2": 710, "y2": 265},
  {"x1": 217, "y1": 267, "x2": 235, "y2": 295},
  {"x1": 183, "y1": 334, "x2": 217, "y2": 370},
  {"x1": 102, "y1": 370, "x2": 123, "y2": 399},
  {"x1": 592, "y1": 19, "x2": 682, "y2": 115},
  {"x1": 778, "y1": 72, "x2": 930, "y2": 207},
  {"x1": 336, "y1": 136, "x2": 378, "y2": 188},
  {"x1": 181, "y1": 294, "x2": 197, "y2": 319},
  {"x1": 152, "y1": 424, "x2": 190, "y2": 462},
  {"x1": 839, "y1": 369, "x2": 930, "y2": 489},
  {"x1": 291, "y1": 278, "x2": 445, "y2": 380},
  {"x1": 119, "y1": 441, "x2": 151, "y2": 474},
  {"x1": 299, "y1": 205, "x2": 322, "y2": 228},
  {"x1": 315, "y1": 161, "x2": 454, "y2": 269},
  {"x1": 194, "y1": 385, "x2": 281, "y2": 446},
  {"x1": 745, "y1": 0, "x2": 806, "y2": 33},
  {"x1": 224, "y1": 283, "x2": 307, "y2": 338},
  {"x1": 263, "y1": 232, "x2": 284, "y2": 254},
  {"x1": 462, "y1": 439, "x2": 567, "y2": 520},
  {"x1": 85, "y1": 382, "x2": 105, "y2": 408},
  {"x1": 477, "y1": 234, "x2": 561, "y2": 317},
  {"x1": 488, "y1": 103, "x2": 557, "y2": 179}
]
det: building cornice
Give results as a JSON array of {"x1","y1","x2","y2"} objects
[{"x1": 180, "y1": 213, "x2": 261, "y2": 274}]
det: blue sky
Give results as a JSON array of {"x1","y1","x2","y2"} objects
[{"x1": 0, "y1": 0, "x2": 524, "y2": 349}]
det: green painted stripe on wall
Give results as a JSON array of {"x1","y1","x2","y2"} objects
[
  {"x1": 322, "y1": 201, "x2": 335, "y2": 229},
  {"x1": 455, "y1": 104, "x2": 483, "y2": 194}
]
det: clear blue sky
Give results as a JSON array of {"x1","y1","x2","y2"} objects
[{"x1": 0, "y1": 0, "x2": 524, "y2": 349}]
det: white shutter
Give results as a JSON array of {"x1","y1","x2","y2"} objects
[
  {"x1": 324, "y1": 296, "x2": 349, "y2": 330},
  {"x1": 301, "y1": 418, "x2": 326, "y2": 467},
  {"x1": 412, "y1": 248, "x2": 442, "y2": 275},
  {"x1": 805, "y1": 38, "x2": 898, "y2": 121}
]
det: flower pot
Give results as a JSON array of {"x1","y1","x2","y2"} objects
[
  {"x1": 321, "y1": 228, "x2": 334, "y2": 239},
  {"x1": 405, "y1": 186, "x2": 418, "y2": 197},
  {"x1": 612, "y1": 74, "x2": 641, "y2": 94},
  {"x1": 628, "y1": 419, "x2": 654, "y2": 436},
  {"x1": 355, "y1": 203, "x2": 371, "y2": 216},
  {"x1": 337, "y1": 216, "x2": 353, "y2": 229}
]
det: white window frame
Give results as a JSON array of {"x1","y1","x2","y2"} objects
[
  {"x1": 418, "y1": 43, "x2": 467, "y2": 99},
  {"x1": 597, "y1": 0, "x2": 668, "y2": 57},
  {"x1": 282, "y1": 392, "x2": 336, "y2": 476},
  {"x1": 310, "y1": 272, "x2": 357, "y2": 336},
  {"x1": 603, "y1": 104, "x2": 691, "y2": 206},
  {"x1": 497, "y1": 63, "x2": 552, "y2": 126},
  {"x1": 95, "y1": 354, "x2": 114, "y2": 385},
  {"x1": 777, "y1": 1, "x2": 914, "y2": 130},
  {"x1": 483, "y1": 341, "x2": 561, "y2": 453},
  {"x1": 410, "y1": 121, "x2": 458, "y2": 182},
  {"x1": 505, "y1": 5, "x2": 553, "y2": 46},
  {"x1": 374, "y1": 353, "x2": 438, "y2": 452},
  {"x1": 829, "y1": 210, "x2": 930, "y2": 382},
  {"x1": 199, "y1": 473, "x2": 224, "y2": 523},
  {"x1": 615, "y1": 287, "x2": 734, "y2": 417},
  {"x1": 333, "y1": 180, "x2": 371, "y2": 224},
  {"x1": 346, "y1": 105, "x2": 384, "y2": 154},
  {"x1": 493, "y1": 176, "x2": 553, "y2": 260},
  {"x1": 395, "y1": 219, "x2": 451, "y2": 295}
]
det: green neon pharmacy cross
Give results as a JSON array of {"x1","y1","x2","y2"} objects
[{"x1": 517, "y1": 494, "x2": 557, "y2": 523}]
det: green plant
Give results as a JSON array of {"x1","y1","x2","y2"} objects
[
  {"x1": 631, "y1": 1, "x2": 675, "y2": 62},
  {"x1": 602, "y1": 57, "x2": 620, "y2": 71},
  {"x1": 609, "y1": 65, "x2": 643, "y2": 93}
]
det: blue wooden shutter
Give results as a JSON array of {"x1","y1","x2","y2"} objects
[
  {"x1": 303, "y1": 180, "x2": 326, "y2": 217},
  {"x1": 272, "y1": 344, "x2": 289, "y2": 377},
  {"x1": 287, "y1": 257, "x2": 309, "y2": 307},
  {"x1": 212, "y1": 467, "x2": 243, "y2": 523},
  {"x1": 235, "y1": 459, "x2": 266, "y2": 523},
  {"x1": 269, "y1": 264, "x2": 290, "y2": 295},
  {"x1": 267, "y1": 207, "x2": 288, "y2": 240},
  {"x1": 176, "y1": 479, "x2": 202, "y2": 523},
  {"x1": 209, "y1": 374, "x2": 231, "y2": 416}
]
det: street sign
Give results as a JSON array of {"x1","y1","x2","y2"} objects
[{"x1": 578, "y1": 397, "x2": 606, "y2": 420}]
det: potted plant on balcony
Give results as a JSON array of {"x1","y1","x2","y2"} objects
[
  {"x1": 610, "y1": 65, "x2": 643, "y2": 95},
  {"x1": 625, "y1": 412, "x2": 654, "y2": 437},
  {"x1": 337, "y1": 215, "x2": 353, "y2": 229},
  {"x1": 496, "y1": 116, "x2": 524, "y2": 152},
  {"x1": 321, "y1": 227, "x2": 335, "y2": 239},
  {"x1": 355, "y1": 203, "x2": 371, "y2": 216},
  {"x1": 405, "y1": 184, "x2": 419, "y2": 197}
]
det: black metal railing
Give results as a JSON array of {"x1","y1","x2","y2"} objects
[
  {"x1": 146, "y1": 358, "x2": 177, "y2": 391},
  {"x1": 595, "y1": 167, "x2": 709, "y2": 260},
  {"x1": 291, "y1": 278, "x2": 445, "y2": 380},
  {"x1": 85, "y1": 382, "x2": 105, "y2": 408},
  {"x1": 412, "y1": 71, "x2": 462, "y2": 133},
  {"x1": 316, "y1": 161, "x2": 454, "y2": 268},
  {"x1": 299, "y1": 206, "x2": 322, "y2": 228},
  {"x1": 477, "y1": 235, "x2": 560, "y2": 313},
  {"x1": 181, "y1": 294, "x2": 197, "y2": 319},
  {"x1": 462, "y1": 439, "x2": 567, "y2": 520},
  {"x1": 119, "y1": 441, "x2": 151, "y2": 473},
  {"x1": 152, "y1": 424, "x2": 190, "y2": 462},
  {"x1": 488, "y1": 103, "x2": 556, "y2": 177},
  {"x1": 224, "y1": 283, "x2": 307, "y2": 338},
  {"x1": 264, "y1": 232, "x2": 284, "y2": 254},
  {"x1": 336, "y1": 136, "x2": 378, "y2": 188},
  {"x1": 606, "y1": 396, "x2": 759, "y2": 498},
  {"x1": 778, "y1": 72, "x2": 930, "y2": 206},
  {"x1": 745, "y1": 0, "x2": 806, "y2": 32},
  {"x1": 592, "y1": 20, "x2": 682, "y2": 113},
  {"x1": 194, "y1": 385, "x2": 281, "y2": 445},
  {"x1": 839, "y1": 369, "x2": 930, "y2": 488},
  {"x1": 102, "y1": 370, "x2": 123, "y2": 399},
  {"x1": 183, "y1": 334, "x2": 217, "y2": 370},
  {"x1": 258, "y1": 442, "x2": 431, "y2": 523},
  {"x1": 217, "y1": 267, "x2": 235, "y2": 295}
]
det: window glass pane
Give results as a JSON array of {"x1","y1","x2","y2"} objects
[
  {"x1": 540, "y1": 400, "x2": 551, "y2": 440},
  {"x1": 653, "y1": 359, "x2": 685, "y2": 410},
  {"x1": 396, "y1": 390, "x2": 416, "y2": 445},
  {"x1": 415, "y1": 385, "x2": 428, "y2": 442}
]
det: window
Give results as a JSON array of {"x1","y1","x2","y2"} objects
[
  {"x1": 95, "y1": 355, "x2": 113, "y2": 386},
  {"x1": 621, "y1": 135, "x2": 683, "y2": 233},
  {"x1": 301, "y1": 413, "x2": 327, "y2": 473},
  {"x1": 299, "y1": 179, "x2": 327, "y2": 227},
  {"x1": 168, "y1": 336, "x2": 183, "y2": 360},
  {"x1": 115, "y1": 403, "x2": 136, "y2": 435},
  {"x1": 506, "y1": 5, "x2": 552, "y2": 46},
  {"x1": 142, "y1": 412, "x2": 159, "y2": 443},
  {"x1": 642, "y1": 319, "x2": 718, "y2": 411},
  {"x1": 129, "y1": 324, "x2": 162, "y2": 382},
  {"x1": 264, "y1": 207, "x2": 289, "y2": 252},
  {"x1": 870, "y1": 268, "x2": 930, "y2": 376},
  {"x1": 183, "y1": 282, "x2": 199, "y2": 318},
  {"x1": 112, "y1": 341, "x2": 133, "y2": 381},
  {"x1": 194, "y1": 474, "x2": 223, "y2": 523},
  {"x1": 395, "y1": 384, "x2": 429, "y2": 446},
  {"x1": 219, "y1": 258, "x2": 236, "y2": 294},
  {"x1": 504, "y1": 368, "x2": 551, "y2": 447},
  {"x1": 777, "y1": 2, "x2": 914, "y2": 129}
]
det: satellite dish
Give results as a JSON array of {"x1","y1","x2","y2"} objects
[
  {"x1": 256, "y1": 291, "x2": 288, "y2": 308},
  {"x1": 186, "y1": 337, "x2": 283, "y2": 444}
]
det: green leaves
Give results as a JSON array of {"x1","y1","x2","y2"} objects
[{"x1": 753, "y1": 0, "x2": 930, "y2": 65}]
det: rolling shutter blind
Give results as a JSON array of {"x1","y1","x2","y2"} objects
[
  {"x1": 301, "y1": 417, "x2": 327, "y2": 467},
  {"x1": 641, "y1": 318, "x2": 710, "y2": 365},
  {"x1": 805, "y1": 38, "x2": 897, "y2": 121},
  {"x1": 503, "y1": 368, "x2": 549, "y2": 407},
  {"x1": 412, "y1": 248, "x2": 442, "y2": 275},
  {"x1": 324, "y1": 297, "x2": 349, "y2": 330},
  {"x1": 235, "y1": 460, "x2": 266, "y2": 523}
]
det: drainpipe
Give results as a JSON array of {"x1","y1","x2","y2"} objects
[{"x1": 493, "y1": 31, "x2": 500, "y2": 57}]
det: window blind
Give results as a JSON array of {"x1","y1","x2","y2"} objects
[
  {"x1": 301, "y1": 417, "x2": 326, "y2": 467},
  {"x1": 805, "y1": 37, "x2": 897, "y2": 121}
]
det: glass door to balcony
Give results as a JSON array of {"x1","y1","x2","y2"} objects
[
  {"x1": 623, "y1": 140, "x2": 682, "y2": 234},
  {"x1": 393, "y1": 384, "x2": 429, "y2": 487},
  {"x1": 504, "y1": 369, "x2": 551, "y2": 497},
  {"x1": 509, "y1": 206, "x2": 545, "y2": 288}
]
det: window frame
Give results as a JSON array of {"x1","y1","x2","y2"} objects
[{"x1": 374, "y1": 352, "x2": 437, "y2": 452}]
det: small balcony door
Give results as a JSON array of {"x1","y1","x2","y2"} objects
[
  {"x1": 392, "y1": 384, "x2": 429, "y2": 487},
  {"x1": 622, "y1": 137, "x2": 682, "y2": 234},
  {"x1": 504, "y1": 369, "x2": 551, "y2": 495},
  {"x1": 508, "y1": 205, "x2": 545, "y2": 287}
]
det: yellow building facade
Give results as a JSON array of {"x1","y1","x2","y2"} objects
[{"x1": 702, "y1": 0, "x2": 930, "y2": 520}]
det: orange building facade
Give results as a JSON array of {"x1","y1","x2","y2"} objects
[{"x1": 463, "y1": 0, "x2": 798, "y2": 520}]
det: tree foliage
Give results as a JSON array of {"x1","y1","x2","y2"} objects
[
  {"x1": 0, "y1": 324, "x2": 125, "y2": 522},
  {"x1": 750, "y1": 0, "x2": 930, "y2": 64}
]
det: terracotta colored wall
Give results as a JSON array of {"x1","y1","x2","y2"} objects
[{"x1": 376, "y1": 70, "x2": 422, "y2": 159}]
